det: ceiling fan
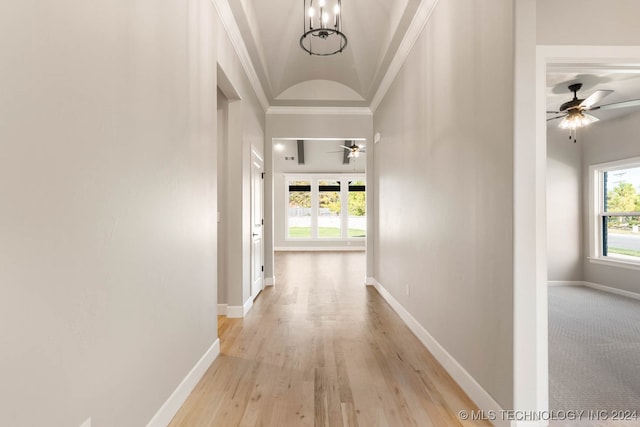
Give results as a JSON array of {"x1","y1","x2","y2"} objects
[
  {"x1": 340, "y1": 142, "x2": 366, "y2": 158},
  {"x1": 547, "y1": 83, "x2": 640, "y2": 141},
  {"x1": 328, "y1": 141, "x2": 366, "y2": 158}
]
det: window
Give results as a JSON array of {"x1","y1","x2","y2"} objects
[
  {"x1": 318, "y1": 180, "x2": 341, "y2": 237},
  {"x1": 348, "y1": 180, "x2": 366, "y2": 237},
  {"x1": 288, "y1": 180, "x2": 312, "y2": 238},
  {"x1": 286, "y1": 175, "x2": 366, "y2": 240},
  {"x1": 590, "y1": 158, "x2": 640, "y2": 266}
]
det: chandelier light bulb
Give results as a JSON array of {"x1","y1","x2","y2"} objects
[
  {"x1": 319, "y1": 0, "x2": 326, "y2": 7},
  {"x1": 322, "y1": 12, "x2": 329, "y2": 24},
  {"x1": 559, "y1": 110, "x2": 599, "y2": 130},
  {"x1": 334, "y1": 4, "x2": 340, "y2": 14},
  {"x1": 308, "y1": 7, "x2": 314, "y2": 17}
]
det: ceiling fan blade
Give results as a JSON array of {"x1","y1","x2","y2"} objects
[
  {"x1": 579, "y1": 90, "x2": 613, "y2": 109},
  {"x1": 339, "y1": 145, "x2": 353, "y2": 150},
  {"x1": 547, "y1": 110, "x2": 560, "y2": 114},
  {"x1": 592, "y1": 99, "x2": 640, "y2": 111},
  {"x1": 547, "y1": 114, "x2": 567, "y2": 122}
]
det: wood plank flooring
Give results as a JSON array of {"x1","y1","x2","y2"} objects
[{"x1": 169, "y1": 251, "x2": 489, "y2": 427}]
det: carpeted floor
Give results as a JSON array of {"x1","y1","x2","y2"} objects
[{"x1": 549, "y1": 286, "x2": 640, "y2": 412}]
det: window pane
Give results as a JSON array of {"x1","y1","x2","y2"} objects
[
  {"x1": 318, "y1": 180, "x2": 341, "y2": 238},
  {"x1": 605, "y1": 166, "x2": 640, "y2": 213},
  {"x1": 288, "y1": 180, "x2": 311, "y2": 238},
  {"x1": 348, "y1": 180, "x2": 366, "y2": 237},
  {"x1": 605, "y1": 215, "x2": 640, "y2": 260}
]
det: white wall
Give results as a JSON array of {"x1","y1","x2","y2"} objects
[
  {"x1": 537, "y1": 0, "x2": 640, "y2": 45},
  {"x1": 0, "y1": 1, "x2": 264, "y2": 425},
  {"x1": 582, "y1": 111, "x2": 640, "y2": 294},
  {"x1": 272, "y1": 139, "x2": 366, "y2": 249},
  {"x1": 546, "y1": 126, "x2": 583, "y2": 281},
  {"x1": 372, "y1": 0, "x2": 514, "y2": 409}
]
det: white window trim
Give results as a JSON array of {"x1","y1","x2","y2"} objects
[
  {"x1": 588, "y1": 156, "x2": 640, "y2": 268},
  {"x1": 284, "y1": 173, "x2": 366, "y2": 242}
]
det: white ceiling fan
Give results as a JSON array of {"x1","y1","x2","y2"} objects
[
  {"x1": 547, "y1": 83, "x2": 640, "y2": 141},
  {"x1": 333, "y1": 141, "x2": 366, "y2": 158}
]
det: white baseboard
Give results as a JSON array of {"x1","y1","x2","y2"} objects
[
  {"x1": 226, "y1": 305, "x2": 243, "y2": 318},
  {"x1": 264, "y1": 277, "x2": 274, "y2": 287},
  {"x1": 274, "y1": 246, "x2": 365, "y2": 252},
  {"x1": 244, "y1": 296, "x2": 254, "y2": 314},
  {"x1": 368, "y1": 278, "x2": 509, "y2": 427},
  {"x1": 146, "y1": 339, "x2": 220, "y2": 427},
  {"x1": 549, "y1": 280, "x2": 640, "y2": 301},
  {"x1": 365, "y1": 277, "x2": 376, "y2": 286},
  {"x1": 217, "y1": 304, "x2": 227, "y2": 315},
  {"x1": 583, "y1": 281, "x2": 640, "y2": 301},
  {"x1": 227, "y1": 297, "x2": 254, "y2": 318},
  {"x1": 547, "y1": 280, "x2": 583, "y2": 287}
]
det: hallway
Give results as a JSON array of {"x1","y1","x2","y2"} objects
[{"x1": 169, "y1": 252, "x2": 487, "y2": 426}]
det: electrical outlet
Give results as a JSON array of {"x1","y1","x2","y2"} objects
[
  {"x1": 406, "y1": 283, "x2": 410, "y2": 296},
  {"x1": 80, "y1": 418, "x2": 91, "y2": 427}
]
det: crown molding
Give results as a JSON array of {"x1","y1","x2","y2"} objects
[
  {"x1": 266, "y1": 106, "x2": 372, "y2": 116},
  {"x1": 211, "y1": 0, "x2": 270, "y2": 111},
  {"x1": 369, "y1": 0, "x2": 440, "y2": 113}
]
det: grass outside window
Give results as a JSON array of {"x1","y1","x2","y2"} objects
[{"x1": 289, "y1": 227, "x2": 365, "y2": 238}]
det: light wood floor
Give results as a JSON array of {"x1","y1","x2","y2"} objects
[{"x1": 169, "y1": 251, "x2": 489, "y2": 427}]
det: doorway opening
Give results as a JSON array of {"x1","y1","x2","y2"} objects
[
  {"x1": 535, "y1": 46, "x2": 640, "y2": 418},
  {"x1": 268, "y1": 138, "x2": 369, "y2": 284},
  {"x1": 543, "y1": 50, "x2": 640, "y2": 414},
  {"x1": 217, "y1": 64, "x2": 258, "y2": 321},
  {"x1": 272, "y1": 139, "x2": 367, "y2": 247}
]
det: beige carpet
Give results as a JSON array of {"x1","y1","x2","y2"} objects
[{"x1": 549, "y1": 286, "x2": 640, "y2": 412}]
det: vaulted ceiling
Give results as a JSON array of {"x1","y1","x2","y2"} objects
[
  {"x1": 227, "y1": 0, "x2": 421, "y2": 107},
  {"x1": 225, "y1": 1, "x2": 640, "y2": 123}
]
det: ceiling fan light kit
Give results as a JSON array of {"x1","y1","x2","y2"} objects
[
  {"x1": 329, "y1": 142, "x2": 366, "y2": 161},
  {"x1": 340, "y1": 143, "x2": 365, "y2": 157},
  {"x1": 558, "y1": 110, "x2": 599, "y2": 130},
  {"x1": 300, "y1": 0, "x2": 347, "y2": 56}
]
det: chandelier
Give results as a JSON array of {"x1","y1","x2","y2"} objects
[{"x1": 300, "y1": 0, "x2": 347, "y2": 56}]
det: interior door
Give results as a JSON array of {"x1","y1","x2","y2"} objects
[{"x1": 251, "y1": 153, "x2": 264, "y2": 300}]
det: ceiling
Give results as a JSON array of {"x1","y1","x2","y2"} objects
[
  {"x1": 273, "y1": 139, "x2": 366, "y2": 172},
  {"x1": 546, "y1": 65, "x2": 640, "y2": 125},
  {"x1": 226, "y1": 2, "x2": 640, "y2": 123},
  {"x1": 228, "y1": 0, "x2": 421, "y2": 107}
]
